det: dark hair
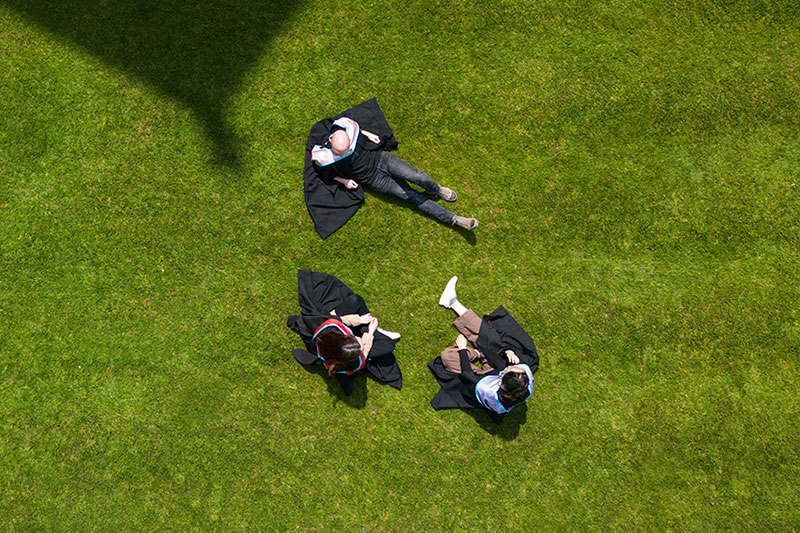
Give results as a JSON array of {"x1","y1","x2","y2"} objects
[
  {"x1": 498, "y1": 370, "x2": 530, "y2": 408},
  {"x1": 314, "y1": 329, "x2": 361, "y2": 375}
]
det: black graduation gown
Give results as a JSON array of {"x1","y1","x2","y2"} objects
[
  {"x1": 286, "y1": 269, "x2": 403, "y2": 395},
  {"x1": 428, "y1": 306, "x2": 539, "y2": 423},
  {"x1": 303, "y1": 98, "x2": 399, "y2": 239}
]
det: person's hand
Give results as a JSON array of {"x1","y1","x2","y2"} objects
[
  {"x1": 505, "y1": 349, "x2": 520, "y2": 365},
  {"x1": 360, "y1": 313, "x2": 373, "y2": 325},
  {"x1": 455, "y1": 334, "x2": 467, "y2": 350},
  {"x1": 363, "y1": 131, "x2": 380, "y2": 144},
  {"x1": 343, "y1": 179, "x2": 359, "y2": 190},
  {"x1": 367, "y1": 317, "x2": 378, "y2": 335}
]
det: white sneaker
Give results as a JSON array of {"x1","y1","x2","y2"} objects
[
  {"x1": 438, "y1": 276, "x2": 458, "y2": 308},
  {"x1": 377, "y1": 327, "x2": 401, "y2": 341}
]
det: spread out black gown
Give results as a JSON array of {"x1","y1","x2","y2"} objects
[
  {"x1": 287, "y1": 269, "x2": 402, "y2": 395},
  {"x1": 303, "y1": 98, "x2": 398, "y2": 238}
]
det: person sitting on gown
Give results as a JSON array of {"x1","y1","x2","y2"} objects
[
  {"x1": 311, "y1": 312, "x2": 377, "y2": 376},
  {"x1": 287, "y1": 270, "x2": 403, "y2": 395},
  {"x1": 429, "y1": 276, "x2": 538, "y2": 423}
]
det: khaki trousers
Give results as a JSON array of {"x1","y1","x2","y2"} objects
[{"x1": 440, "y1": 309, "x2": 494, "y2": 375}]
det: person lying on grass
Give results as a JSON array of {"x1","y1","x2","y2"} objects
[
  {"x1": 287, "y1": 270, "x2": 403, "y2": 395},
  {"x1": 428, "y1": 276, "x2": 539, "y2": 424},
  {"x1": 312, "y1": 116, "x2": 479, "y2": 231}
]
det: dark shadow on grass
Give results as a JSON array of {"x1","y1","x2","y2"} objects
[
  {"x1": 463, "y1": 403, "x2": 528, "y2": 440},
  {"x1": 299, "y1": 363, "x2": 367, "y2": 409},
  {"x1": 364, "y1": 189, "x2": 478, "y2": 244},
  {"x1": 2, "y1": 0, "x2": 300, "y2": 166}
]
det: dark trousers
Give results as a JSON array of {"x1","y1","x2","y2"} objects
[{"x1": 364, "y1": 152, "x2": 455, "y2": 225}]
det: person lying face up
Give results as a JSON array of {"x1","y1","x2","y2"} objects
[{"x1": 311, "y1": 116, "x2": 479, "y2": 230}]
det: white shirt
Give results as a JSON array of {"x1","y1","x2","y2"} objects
[{"x1": 475, "y1": 364, "x2": 534, "y2": 414}]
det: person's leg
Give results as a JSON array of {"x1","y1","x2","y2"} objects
[
  {"x1": 440, "y1": 344, "x2": 484, "y2": 374},
  {"x1": 380, "y1": 152, "x2": 442, "y2": 194},
  {"x1": 439, "y1": 276, "x2": 468, "y2": 315},
  {"x1": 452, "y1": 311, "x2": 495, "y2": 374},
  {"x1": 452, "y1": 309, "x2": 482, "y2": 346},
  {"x1": 365, "y1": 167, "x2": 457, "y2": 225},
  {"x1": 336, "y1": 293, "x2": 369, "y2": 316}
]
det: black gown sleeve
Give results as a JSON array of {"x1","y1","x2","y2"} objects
[
  {"x1": 477, "y1": 306, "x2": 539, "y2": 373},
  {"x1": 286, "y1": 314, "x2": 327, "y2": 346},
  {"x1": 456, "y1": 350, "x2": 481, "y2": 387},
  {"x1": 458, "y1": 351, "x2": 506, "y2": 424},
  {"x1": 482, "y1": 345, "x2": 510, "y2": 371}
]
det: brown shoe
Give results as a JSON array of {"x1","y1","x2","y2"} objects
[
  {"x1": 438, "y1": 187, "x2": 457, "y2": 202},
  {"x1": 452, "y1": 216, "x2": 478, "y2": 230}
]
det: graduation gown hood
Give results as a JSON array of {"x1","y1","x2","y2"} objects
[{"x1": 303, "y1": 98, "x2": 398, "y2": 239}]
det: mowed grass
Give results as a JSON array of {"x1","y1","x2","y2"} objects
[{"x1": 1, "y1": 0, "x2": 799, "y2": 529}]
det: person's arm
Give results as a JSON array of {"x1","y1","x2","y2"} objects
[
  {"x1": 456, "y1": 350, "x2": 480, "y2": 387},
  {"x1": 360, "y1": 332, "x2": 374, "y2": 357},
  {"x1": 339, "y1": 314, "x2": 359, "y2": 326},
  {"x1": 483, "y1": 347, "x2": 509, "y2": 370},
  {"x1": 338, "y1": 117, "x2": 358, "y2": 130},
  {"x1": 361, "y1": 129, "x2": 380, "y2": 144},
  {"x1": 339, "y1": 313, "x2": 373, "y2": 327},
  {"x1": 360, "y1": 317, "x2": 378, "y2": 357},
  {"x1": 333, "y1": 176, "x2": 359, "y2": 189}
]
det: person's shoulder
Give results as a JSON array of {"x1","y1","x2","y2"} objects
[
  {"x1": 311, "y1": 145, "x2": 334, "y2": 166},
  {"x1": 335, "y1": 116, "x2": 358, "y2": 127}
]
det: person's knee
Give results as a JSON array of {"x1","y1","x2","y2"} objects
[
  {"x1": 343, "y1": 294, "x2": 368, "y2": 314},
  {"x1": 393, "y1": 188, "x2": 410, "y2": 201}
]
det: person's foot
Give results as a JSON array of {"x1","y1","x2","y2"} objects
[
  {"x1": 452, "y1": 216, "x2": 478, "y2": 230},
  {"x1": 438, "y1": 276, "x2": 458, "y2": 308},
  {"x1": 438, "y1": 187, "x2": 457, "y2": 202},
  {"x1": 377, "y1": 327, "x2": 401, "y2": 341}
]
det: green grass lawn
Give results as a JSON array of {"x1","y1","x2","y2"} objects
[{"x1": 1, "y1": 0, "x2": 799, "y2": 529}]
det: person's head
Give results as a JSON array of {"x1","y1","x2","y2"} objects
[
  {"x1": 330, "y1": 130, "x2": 350, "y2": 157},
  {"x1": 315, "y1": 328, "x2": 362, "y2": 375},
  {"x1": 498, "y1": 366, "x2": 530, "y2": 408}
]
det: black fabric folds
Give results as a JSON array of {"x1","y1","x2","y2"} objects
[
  {"x1": 287, "y1": 269, "x2": 403, "y2": 395},
  {"x1": 303, "y1": 98, "x2": 398, "y2": 238},
  {"x1": 428, "y1": 306, "x2": 539, "y2": 423}
]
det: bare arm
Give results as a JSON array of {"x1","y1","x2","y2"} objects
[
  {"x1": 339, "y1": 313, "x2": 373, "y2": 327},
  {"x1": 360, "y1": 332, "x2": 374, "y2": 357},
  {"x1": 361, "y1": 129, "x2": 380, "y2": 144},
  {"x1": 361, "y1": 317, "x2": 378, "y2": 357}
]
